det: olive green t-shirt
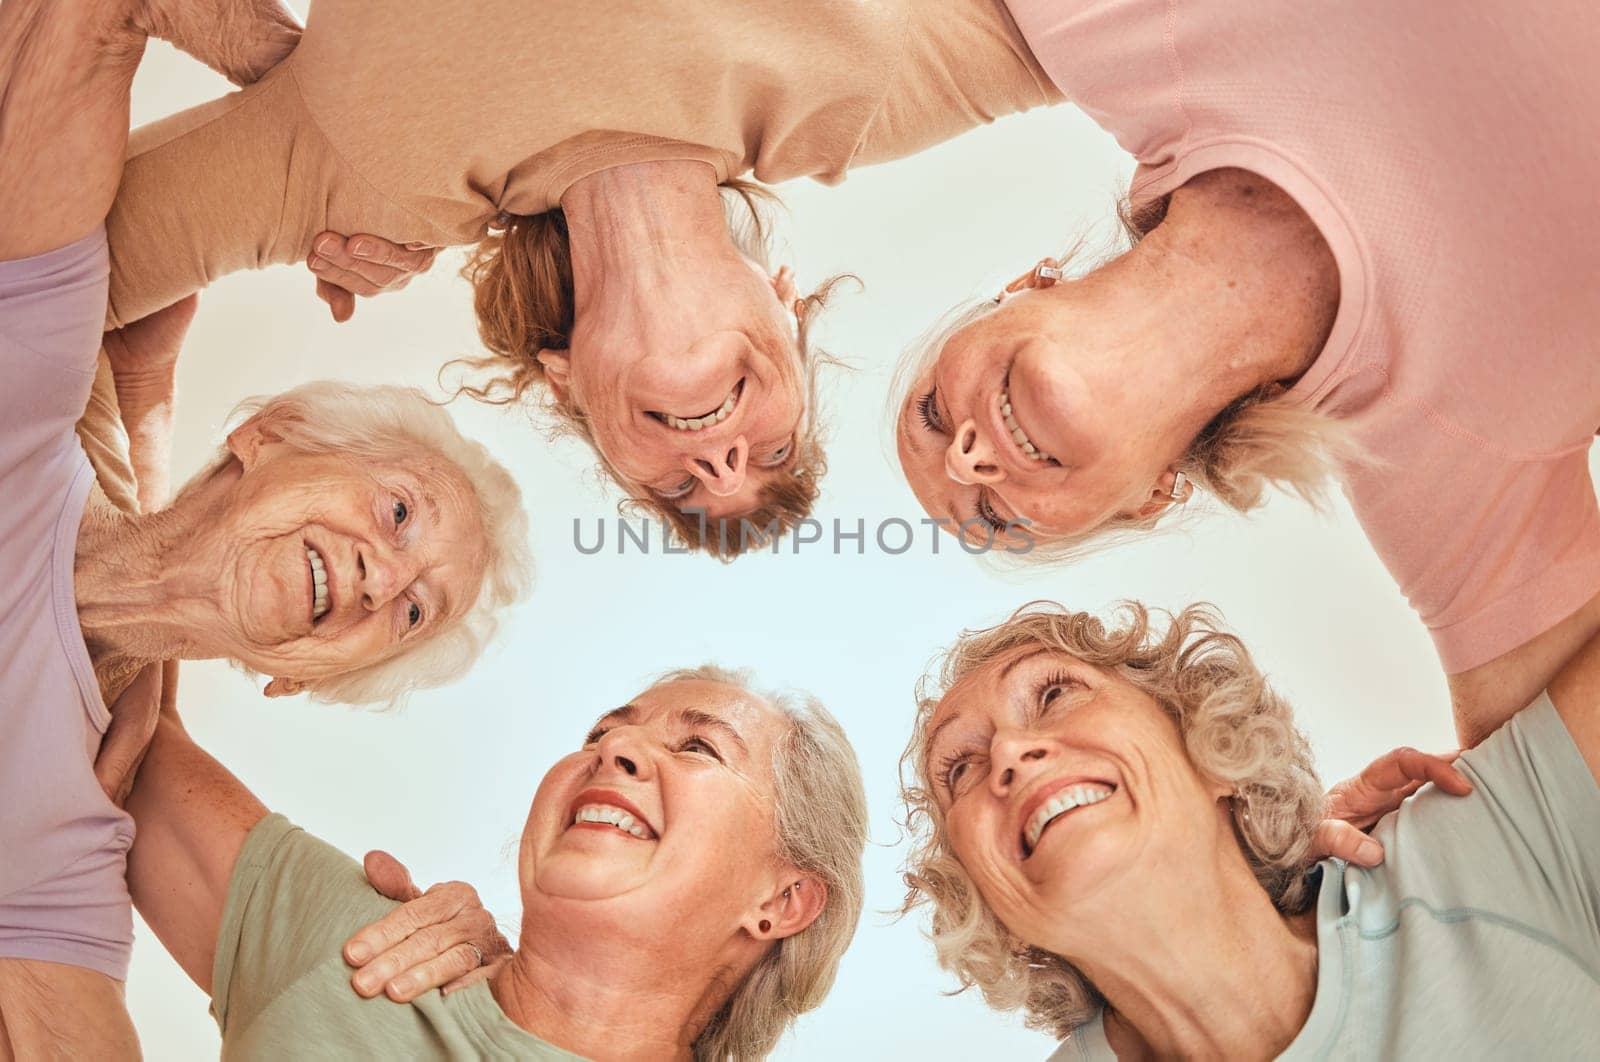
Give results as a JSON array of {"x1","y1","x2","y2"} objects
[{"x1": 211, "y1": 814, "x2": 587, "y2": 1061}]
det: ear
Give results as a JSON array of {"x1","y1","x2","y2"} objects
[
  {"x1": 534, "y1": 348, "x2": 573, "y2": 404},
  {"x1": 745, "y1": 873, "x2": 828, "y2": 942},
  {"x1": 1132, "y1": 466, "x2": 1191, "y2": 519},
  {"x1": 226, "y1": 410, "x2": 289, "y2": 471},
  {"x1": 263, "y1": 677, "x2": 305, "y2": 698},
  {"x1": 999, "y1": 257, "x2": 1064, "y2": 300}
]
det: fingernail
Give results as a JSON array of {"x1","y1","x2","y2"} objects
[
  {"x1": 393, "y1": 976, "x2": 414, "y2": 995},
  {"x1": 347, "y1": 942, "x2": 370, "y2": 963},
  {"x1": 309, "y1": 257, "x2": 327, "y2": 272},
  {"x1": 316, "y1": 235, "x2": 339, "y2": 254},
  {"x1": 353, "y1": 973, "x2": 374, "y2": 994},
  {"x1": 352, "y1": 239, "x2": 372, "y2": 257},
  {"x1": 1356, "y1": 838, "x2": 1382, "y2": 864}
]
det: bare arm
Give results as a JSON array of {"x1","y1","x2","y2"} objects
[
  {"x1": 1548, "y1": 610, "x2": 1600, "y2": 784},
  {"x1": 124, "y1": 697, "x2": 269, "y2": 994},
  {"x1": 1449, "y1": 587, "x2": 1600, "y2": 748}
]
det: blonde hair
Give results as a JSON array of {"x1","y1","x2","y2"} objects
[
  {"x1": 654, "y1": 665, "x2": 868, "y2": 1061},
  {"x1": 179, "y1": 381, "x2": 532, "y2": 706},
  {"x1": 891, "y1": 199, "x2": 1355, "y2": 564},
  {"x1": 899, "y1": 601, "x2": 1324, "y2": 1037},
  {"x1": 457, "y1": 182, "x2": 846, "y2": 559}
]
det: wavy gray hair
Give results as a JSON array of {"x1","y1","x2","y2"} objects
[
  {"x1": 656, "y1": 665, "x2": 869, "y2": 1061},
  {"x1": 179, "y1": 380, "x2": 532, "y2": 705},
  {"x1": 899, "y1": 601, "x2": 1324, "y2": 1037}
]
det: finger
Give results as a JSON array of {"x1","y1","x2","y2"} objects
[
  {"x1": 345, "y1": 878, "x2": 475, "y2": 969},
  {"x1": 351, "y1": 913, "x2": 487, "y2": 999},
  {"x1": 383, "y1": 943, "x2": 485, "y2": 1003},
  {"x1": 441, "y1": 957, "x2": 506, "y2": 997},
  {"x1": 316, "y1": 279, "x2": 356, "y2": 323},
  {"x1": 308, "y1": 254, "x2": 392, "y2": 297},
  {"x1": 347, "y1": 234, "x2": 436, "y2": 274},
  {"x1": 363, "y1": 850, "x2": 423, "y2": 904},
  {"x1": 94, "y1": 664, "x2": 163, "y2": 803},
  {"x1": 1312, "y1": 819, "x2": 1384, "y2": 867}
]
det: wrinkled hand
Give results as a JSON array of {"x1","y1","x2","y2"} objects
[
  {"x1": 1314, "y1": 746, "x2": 1473, "y2": 866},
  {"x1": 307, "y1": 233, "x2": 438, "y2": 323},
  {"x1": 136, "y1": 0, "x2": 303, "y2": 87},
  {"x1": 345, "y1": 851, "x2": 512, "y2": 1002},
  {"x1": 94, "y1": 661, "x2": 172, "y2": 806}
]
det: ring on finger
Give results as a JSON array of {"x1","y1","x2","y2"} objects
[{"x1": 466, "y1": 942, "x2": 485, "y2": 968}]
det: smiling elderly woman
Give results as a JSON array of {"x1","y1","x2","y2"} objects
[
  {"x1": 121, "y1": 666, "x2": 869, "y2": 1060},
  {"x1": 900, "y1": 602, "x2": 1600, "y2": 1057}
]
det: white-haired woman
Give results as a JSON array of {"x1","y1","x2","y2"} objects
[
  {"x1": 0, "y1": 1, "x2": 528, "y2": 1053},
  {"x1": 901, "y1": 602, "x2": 1600, "y2": 1057},
  {"x1": 119, "y1": 665, "x2": 869, "y2": 1060},
  {"x1": 100, "y1": 0, "x2": 1064, "y2": 555},
  {"x1": 894, "y1": 1, "x2": 1600, "y2": 745}
]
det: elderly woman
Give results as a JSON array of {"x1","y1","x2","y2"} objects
[
  {"x1": 0, "y1": 4, "x2": 528, "y2": 1051},
  {"x1": 894, "y1": 2, "x2": 1600, "y2": 744},
  {"x1": 901, "y1": 601, "x2": 1600, "y2": 1057},
  {"x1": 120, "y1": 665, "x2": 869, "y2": 1059},
  {"x1": 100, "y1": 0, "x2": 1066, "y2": 555}
]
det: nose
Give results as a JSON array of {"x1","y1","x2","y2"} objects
[
  {"x1": 683, "y1": 435, "x2": 749, "y2": 497},
  {"x1": 356, "y1": 545, "x2": 412, "y2": 611},
  {"x1": 945, "y1": 419, "x2": 1004, "y2": 486},
  {"x1": 988, "y1": 731, "x2": 1052, "y2": 798},
  {"x1": 594, "y1": 727, "x2": 653, "y2": 780}
]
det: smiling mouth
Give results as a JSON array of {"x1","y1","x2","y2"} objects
[
  {"x1": 306, "y1": 545, "x2": 330, "y2": 622},
  {"x1": 1021, "y1": 782, "x2": 1117, "y2": 858},
  {"x1": 570, "y1": 802, "x2": 658, "y2": 840},
  {"x1": 999, "y1": 380, "x2": 1057, "y2": 464},
  {"x1": 649, "y1": 377, "x2": 744, "y2": 431}
]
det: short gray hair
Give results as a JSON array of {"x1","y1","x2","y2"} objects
[
  {"x1": 899, "y1": 602, "x2": 1324, "y2": 1037},
  {"x1": 651, "y1": 665, "x2": 868, "y2": 1061},
  {"x1": 183, "y1": 381, "x2": 532, "y2": 705}
]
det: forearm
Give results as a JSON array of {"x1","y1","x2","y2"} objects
[
  {"x1": 125, "y1": 712, "x2": 269, "y2": 994},
  {"x1": 112, "y1": 365, "x2": 176, "y2": 510},
  {"x1": 1449, "y1": 587, "x2": 1600, "y2": 747},
  {"x1": 0, "y1": 0, "x2": 144, "y2": 258},
  {"x1": 0, "y1": 960, "x2": 138, "y2": 1061}
]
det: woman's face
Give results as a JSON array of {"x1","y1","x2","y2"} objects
[
  {"x1": 923, "y1": 645, "x2": 1229, "y2": 948},
  {"x1": 517, "y1": 678, "x2": 802, "y2": 942},
  {"x1": 896, "y1": 289, "x2": 1183, "y2": 551},
  {"x1": 550, "y1": 262, "x2": 805, "y2": 521},
  {"x1": 197, "y1": 424, "x2": 490, "y2": 695}
]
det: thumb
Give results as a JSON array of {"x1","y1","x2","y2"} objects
[{"x1": 363, "y1": 849, "x2": 423, "y2": 902}]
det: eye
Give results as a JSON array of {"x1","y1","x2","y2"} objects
[
  {"x1": 656, "y1": 477, "x2": 696, "y2": 501},
  {"x1": 760, "y1": 439, "x2": 794, "y2": 466},
  {"x1": 916, "y1": 389, "x2": 944, "y2": 434},
  {"x1": 938, "y1": 750, "x2": 982, "y2": 797},
  {"x1": 678, "y1": 735, "x2": 723, "y2": 761},
  {"x1": 584, "y1": 725, "x2": 611, "y2": 747},
  {"x1": 1034, "y1": 671, "x2": 1083, "y2": 709},
  {"x1": 975, "y1": 492, "x2": 1009, "y2": 533},
  {"x1": 392, "y1": 499, "x2": 409, "y2": 526},
  {"x1": 406, "y1": 601, "x2": 422, "y2": 628}
]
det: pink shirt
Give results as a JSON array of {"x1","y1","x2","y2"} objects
[
  {"x1": 0, "y1": 228, "x2": 135, "y2": 980},
  {"x1": 1008, "y1": 0, "x2": 1600, "y2": 672}
]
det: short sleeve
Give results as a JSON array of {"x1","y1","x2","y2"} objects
[
  {"x1": 1371, "y1": 695, "x2": 1600, "y2": 971},
  {"x1": 210, "y1": 814, "x2": 400, "y2": 1036},
  {"x1": 0, "y1": 228, "x2": 108, "y2": 435}
]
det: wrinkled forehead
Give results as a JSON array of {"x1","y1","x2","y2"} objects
[
  {"x1": 924, "y1": 643, "x2": 1085, "y2": 748},
  {"x1": 613, "y1": 678, "x2": 784, "y2": 758}
]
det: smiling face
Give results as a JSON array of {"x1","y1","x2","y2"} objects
[
  {"x1": 896, "y1": 287, "x2": 1188, "y2": 550},
  {"x1": 199, "y1": 424, "x2": 490, "y2": 695},
  {"x1": 516, "y1": 678, "x2": 800, "y2": 936},
  {"x1": 545, "y1": 262, "x2": 806, "y2": 521},
  {"x1": 923, "y1": 644, "x2": 1231, "y2": 948}
]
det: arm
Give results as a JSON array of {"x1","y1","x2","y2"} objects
[
  {"x1": 1547, "y1": 614, "x2": 1600, "y2": 783},
  {"x1": 1450, "y1": 587, "x2": 1600, "y2": 748}
]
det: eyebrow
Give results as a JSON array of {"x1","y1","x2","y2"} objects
[
  {"x1": 587, "y1": 703, "x2": 637, "y2": 738},
  {"x1": 677, "y1": 707, "x2": 749, "y2": 756},
  {"x1": 998, "y1": 647, "x2": 1050, "y2": 683}
]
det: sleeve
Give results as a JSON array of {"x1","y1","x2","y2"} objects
[
  {"x1": 210, "y1": 814, "x2": 402, "y2": 1036},
  {"x1": 1382, "y1": 694, "x2": 1600, "y2": 969},
  {"x1": 104, "y1": 61, "x2": 431, "y2": 329}
]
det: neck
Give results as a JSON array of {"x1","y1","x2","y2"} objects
[
  {"x1": 74, "y1": 483, "x2": 228, "y2": 686},
  {"x1": 559, "y1": 160, "x2": 738, "y2": 320},
  {"x1": 1105, "y1": 168, "x2": 1340, "y2": 436},
  {"x1": 490, "y1": 912, "x2": 751, "y2": 1062},
  {"x1": 1062, "y1": 862, "x2": 1319, "y2": 1060}
]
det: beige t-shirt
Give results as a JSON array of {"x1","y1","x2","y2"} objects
[
  {"x1": 106, "y1": 0, "x2": 1060, "y2": 327},
  {"x1": 212, "y1": 814, "x2": 585, "y2": 1060}
]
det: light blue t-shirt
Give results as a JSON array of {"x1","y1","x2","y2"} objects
[{"x1": 1052, "y1": 693, "x2": 1600, "y2": 1059}]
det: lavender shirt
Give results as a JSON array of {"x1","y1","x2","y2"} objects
[{"x1": 0, "y1": 228, "x2": 135, "y2": 980}]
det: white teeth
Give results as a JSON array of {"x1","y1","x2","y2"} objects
[
  {"x1": 1000, "y1": 388, "x2": 1055, "y2": 463},
  {"x1": 307, "y1": 547, "x2": 329, "y2": 621},
  {"x1": 664, "y1": 386, "x2": 738, "y2": 432},
  {"x1": 1023, "y1": 784, "x2": 1116, "y2": 853},
  {"x1": 573, "y1": 803, "x2": 654, "y2": 840}
]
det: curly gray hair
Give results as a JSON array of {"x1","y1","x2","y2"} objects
[{"x1": 899, "y1": 601, "x2": 1324, "y2": 1037}]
